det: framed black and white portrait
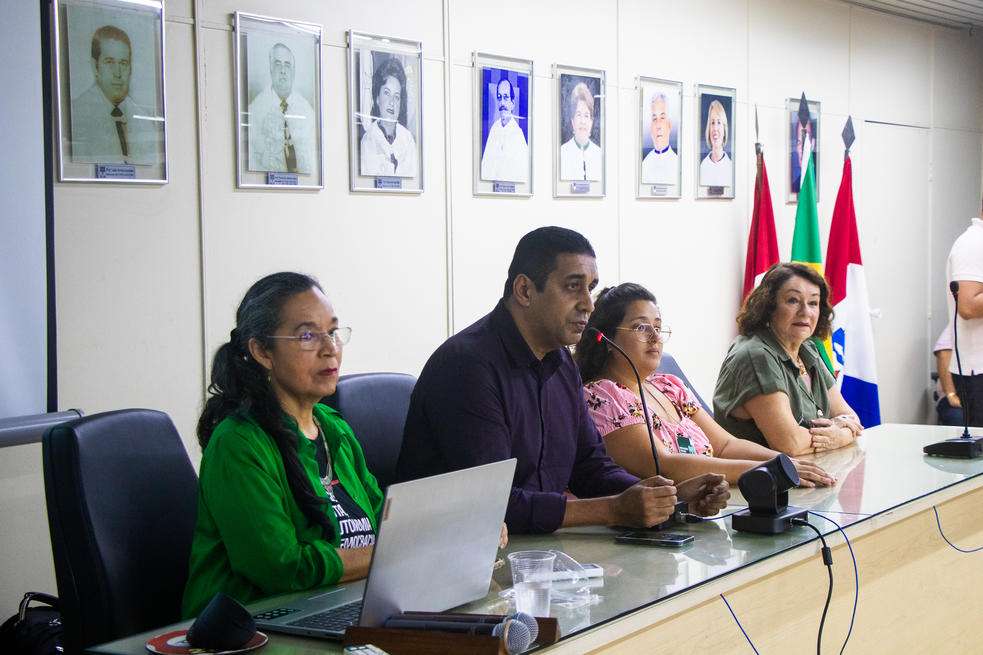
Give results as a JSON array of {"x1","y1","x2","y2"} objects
[
  {"x1": 348, "y1": 31, "x2": 423, "y2": 193},
  {"x1": 473, "y1": 52, "x2": 533, "y2": 196},
  {"x1": 637, "y1": 77, "x2": 682, "y2": 199},
  {"x1": 786, "y1": 96, "x2": 820, "y2": 203},
  {"x1": 235, "y1": 12, "x2": 323, "y2": 189},
  {"x1": 695, "y1": 84, "x2": 736, "y2": 199},
  {"x1": 54, "y1": 0, "x2": 166, "y2": 183},
  {"x1": 553, "y1": 64, "x2": 605, "y2": 198}
]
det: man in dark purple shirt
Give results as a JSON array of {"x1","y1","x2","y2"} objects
[{"x1": 396, "y1": 227, "x2": 729, "y2": 533}]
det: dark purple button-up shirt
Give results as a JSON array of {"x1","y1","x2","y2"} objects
[{"x1": 396, "y1": 300, "x2": 639, "y2": 533}]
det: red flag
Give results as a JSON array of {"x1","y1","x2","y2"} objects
[
  {"x1": 825, "y1": 156, "x2": 861, "y2": 307},
  {"x1": 825, "y1": 155, "x2": 881, "y2": 426},
  {"x1": 742, "y1": 150, "x2": 779, "y2": 299}
]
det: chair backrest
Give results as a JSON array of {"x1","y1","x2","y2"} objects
[
  {"x1": 42, "y1": 409, "x2": 198, "y2": 653},
  {"x1": 656, "y1": 353, "x2": 713, "y2": 416},
  {"x1": 322, "y1": 372, "x2": 416, "y2": 491}
]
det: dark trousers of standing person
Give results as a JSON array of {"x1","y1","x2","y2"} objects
[
  {"x1": 952, "y1": 373, "x2": 983, "y2": 427},
  {"x1": 936, "y1": 396, "x2": 964, "y2": 426}
]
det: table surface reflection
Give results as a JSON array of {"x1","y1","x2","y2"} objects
[{"x1": 90, "y1": 423, "x2": 983, "y2": 654}]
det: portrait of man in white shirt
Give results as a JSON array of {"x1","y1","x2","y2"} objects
[
  {"x1": 247, "y1": 42, "x2": 317, "y2": 174},
  {"x1": 640, "y1": 90, "x2": 679, "y2": 186},
  {"x1": 480, "y1": 75, "x2": 529, "y2": 184},
  {"x1": 69, "y1": 23, "x2": 160, "y2": 165}
]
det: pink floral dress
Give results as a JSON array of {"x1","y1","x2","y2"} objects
[{"x1": 583, "y1": 373, "x2": 713, "y2": 456}]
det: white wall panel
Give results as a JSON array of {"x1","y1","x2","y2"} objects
[
  {"x1": 932, "y1": 27, "x2": 983, "y2": 132},
  {"x1": 850, "y1": 7, "x2": 933, "y2": 126},
  {"x1": 747, "y1": 0, "x2": 852, "y2": 117},
  {"x1": 855, "y1": 121, "x2": 931, "y2": 422}
]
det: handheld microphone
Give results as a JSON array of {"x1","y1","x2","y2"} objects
[
  {"x1": 924, "y1": 280, "x2": 983, "y2": 457},
  {"x1": 383, "y1": 615, "x2": 531, "y2": 654},
  {"x1": 587, "y1": 328, "x2": 661, "y2": 476}
]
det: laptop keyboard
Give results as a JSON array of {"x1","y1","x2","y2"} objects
[
  {"x1": 253, "y1": 607, "x2": 301, "y2": 620},
  {"x1": 286, "y1": 600, "x2": 363, "y2": 631}
]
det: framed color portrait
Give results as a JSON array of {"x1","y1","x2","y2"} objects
[
  {"x1": 473, "y1": 52, "x2": 533, "y2": 196},
  {"x1": 637, "y1": 77, "x2": 682, "y2": 199},
  {"x1": 786, "y1": 96, "x2": 820, "y2": 203},
  {"x1": 348, "y1": 31, "x2": 423, "y2": 193},
  {"x1": 553, "y1": 64, "x2": 605, "y2": 198},
  {"x1": 235, "y1": 12, "x2": 323, "y2": 189},
  {"x1": 54, "y1": 0, "x2": 166, "y2": 183},
  {"x1": 695, "y1": 84, "x2": 736, "y2": 199}
]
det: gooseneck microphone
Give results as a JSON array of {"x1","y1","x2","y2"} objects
[
  {"x1": 587, "y1": 328, "x2": 661, "y2": 476},
  {"x1": 386, "y1": 611, "x2": 538, "y2": 641},
  {"x1": 924, "y1": 281, "x2": 983, "y2": 458},
  {"x1": 950, "y1": 281, "x2": 971, "y2": 438},
  {"x1": 383, "y1": 614, "x2": 532, "y2": 654}
]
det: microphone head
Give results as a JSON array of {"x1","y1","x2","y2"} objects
[
  {"x1": 493, "y1": 619, "x2": 532, "y2": 655},
  {"x1": 509, "y1": 611, "x2": 539, "y2": 642},
  {"x1": 950, "y1": 280, "x2": 960, "y2": 297},
  {"x1": 586, "y1": 327, "x2": 604, "y2": 342}
]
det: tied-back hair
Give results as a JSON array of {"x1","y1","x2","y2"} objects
[
  {"x1": 197, "y1": 271, "x2": 335, "y2": 540},
  {"x1": 574, "y1": 283, "x2": 656, "y2": 382},
  {"x1": 737, "y1": 262, "x2": 834, "y2": 340}
]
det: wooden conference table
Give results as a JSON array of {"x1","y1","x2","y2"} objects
[{"x1": 91, "y1": 423, "x2": 983, "y2": 654}]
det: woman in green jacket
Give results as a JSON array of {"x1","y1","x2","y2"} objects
[{"x1": 182, "y1": 272, "x2": 383, "y2": 618}]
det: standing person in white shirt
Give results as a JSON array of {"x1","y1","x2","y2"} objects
[
  {"x1": 946, "y1": 202, "x2": 983, "y2": 426},
  {"x1": 480, "y1": 78, "x2": 528, "y2": 183}
]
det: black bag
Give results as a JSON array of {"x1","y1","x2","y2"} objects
[{"x1": 0, "y1": 592, "x2": 62, "y2": 655}]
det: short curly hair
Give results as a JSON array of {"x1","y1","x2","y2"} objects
[{"x1": 737, "y1": 262, "x2": 833, "y2": 339}]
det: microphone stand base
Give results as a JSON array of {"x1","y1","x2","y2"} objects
[
  {"x1": 731, "y1": 506, "x2": 808, "y2": 535},
  {"x1": 653, "y1": 501, "x2": 689, "y2": 531},
  {"x1": 923, "y1": 435, "x2": 983, "y2": 459}
]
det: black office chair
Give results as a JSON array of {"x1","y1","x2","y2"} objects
[
  {"x1": 322, "y1": 372, "x2": 416, "y2": 491},
  {"x1": 656, "y1": 353, "x2": 713, "y2": 416},
  {"x1": 42, "y1": 409, "x2": 198, "y2": 654}
]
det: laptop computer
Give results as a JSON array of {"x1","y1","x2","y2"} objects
[{"x1": 251, "y1": 458, "x2": 517, "y2": 639}]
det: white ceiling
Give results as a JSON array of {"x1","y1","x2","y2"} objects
[{"x1": 839, "y1": 0, "x2": 983, "y2": 29}]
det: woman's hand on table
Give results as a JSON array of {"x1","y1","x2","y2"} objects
[
  {"x1": 808, "y1": 418, "x2": 856, "y2": 452},
  {"x1": 790, "y1": 458, "x2": 836, "y2": 487}
]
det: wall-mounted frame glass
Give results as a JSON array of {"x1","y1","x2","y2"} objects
[
  {"x1": 348, "y1": 31, "x2": 423, "y2": 193},
  {"x1": 786, "y1": 96, "x2": 820, "y2": 203},
  {"x1": 553, "y1": 64, "x2": 605, "y2": 198},
  {"x1": 473, "y1": 52, "x2": 533, "y2": 197},
  {"x1": 695, "y1": 84, "x2": 736, "y2": 199},
  {"x1": 636, "y1": 77, "x2": 682, "y2": 199},
  {"x1": 54, "y1": 0, "x2": 167, "y2": 183},
  {"x1": 234, "y1": 12, "x2": 323, "y2": 190}
]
